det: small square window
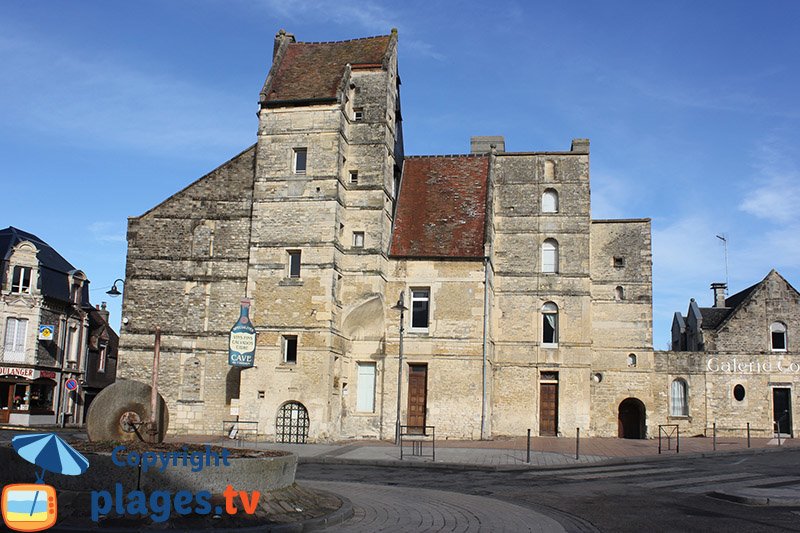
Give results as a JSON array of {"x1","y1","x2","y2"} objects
[
  {"x1": 349, "y1": 170, "x2": 359, "y2": 184},
  {"x1": 257, "y1": 390, "x2": 265, "y2": 399},
  {"x1": 288, "y1": 250, "x2": 301, "y2": 278},
  {"x1": 353, "y1": 232, "x2": 365, "y2": 248},
  {"x1": 283, "y1": 335, "x2": 298, "y2": 364},
  {"x1": 613, "y1": 257, "x2": 625, "y2": 268},
  {"x1": 353, "y1": 109, "x2": 364, "y2": 121},
  {"x1": 293, "y1": 148, "x2": 307, "y2": 174}
]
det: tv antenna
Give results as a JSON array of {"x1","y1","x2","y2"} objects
[{"x1": 716, "y1": 234, "x2": 729, "y2": 293}]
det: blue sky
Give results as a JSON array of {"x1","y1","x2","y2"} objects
[{"x1": 2, "y1": 1, "x2": 799, "y2": 349}]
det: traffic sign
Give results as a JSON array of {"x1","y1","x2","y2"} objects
[{"x1": 65, "y1": 379, "x2": 79, "y2": 391}]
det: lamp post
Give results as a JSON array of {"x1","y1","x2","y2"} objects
[{"x1": 391, "y1": 291, "x2": 408, "y2": 445}]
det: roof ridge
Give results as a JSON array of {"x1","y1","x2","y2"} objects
[{"x1": 294, "y1": 34, "x2": 392, "y2": 45}]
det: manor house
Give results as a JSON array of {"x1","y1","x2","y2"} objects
[{"x1": 116, "y1": 30, "x2": 799, "y2": 442}]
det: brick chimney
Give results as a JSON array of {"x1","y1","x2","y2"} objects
[
  {"x1": 710, "y1": 283, "x2": 727, "y2": 308},
  {"x1": 97, "y1": 301, "x2": 111, "y2": 323}
]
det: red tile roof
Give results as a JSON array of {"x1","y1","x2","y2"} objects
[
  {"x1": 262, "y1": 35, "x2": 392, "y2": 104},
  {"x1": 390, "y1": 156, "x2": 489, "y2": 258}
]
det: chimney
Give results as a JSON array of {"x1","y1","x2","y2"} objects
[
  {"x1": 98, "y1": 301, "x2": 110, "y2": 323},
  {"x1": 570, "y1": 138, "x2": 590, "y2": 153},
  {"x1": 710, "y1": 283, "x2": 727, "y2": 308},
  {"x1": 471, "y1": 136, "x2": 505, "y2": 154}
]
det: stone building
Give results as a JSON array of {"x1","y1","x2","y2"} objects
[
  {"x1": 117, "y1": 29, "x2": 663, "y2": 441},
  {"x1": 655, "y1": 271, "x2": 800, "y2": 438},
  {"x1": 0, "y1": 227, "x2": 117, "y2": 426}
]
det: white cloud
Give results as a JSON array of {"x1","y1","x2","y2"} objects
[
  {"x1": 740, "y1": 175, "x2": 800, "y2": 223},
  {"x1": 88, "y1": 222, "x2": 126, "y2": 244}
]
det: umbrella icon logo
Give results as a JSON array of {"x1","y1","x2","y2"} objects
[{"x1": 2, "y1": 433, "x2": 89, "y2": 532}]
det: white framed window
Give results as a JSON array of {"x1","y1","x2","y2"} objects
[
  {"x1": 542, "y1": 302, "x2": 558, "y2": 346},
  {"x1": 410, "y1": 288, "x2": 430, "y2": 330},
  {"x1": 283, "y1": 335, "x2": 298, "y2": 364},
  {"x1": 3, "y1": 318, "x2": 28, "y2": 362},
  {"x1": 66, "y1": 326, "x2": 79, "y2": 363},
  {"x1": 287, "y1": 250, "x2": 301, "y2": 278},
  {"x1": 353, "y1": 232, "x2": 365, "y2": 248},
  {"x1": 11, "y1": 266, "x2": 33, "y2": 293},
  {"x1": 349, "y1": 170, "x2": 359, "y2": 184},
  {"x1": 670, "y1": 378, "x2": 688, "y2": 416},
  {"x1": 627, "y1": 353, "x2": 637, "y2": 367},
  {"x1": 542, "y1": 239, "x2": 559, "y2": 273},
  {"x1": 353, "y1": 108, "x2": 364, "y2": 121},
  {"x1": 771, "y1": 322, "x2": 787, "y2": 352},
  {"x1": 293, "y1": 148, "x2": 307, "y2": 174},
  {"x1": 542, "y1": 189, "x2": 558, "y2": 213},
  {"x1": 98, "y1": 343, "x2": 107, "y2": 373},
  {"x1": 356, "y1": 362, "x2": 376, "y2": 412}
]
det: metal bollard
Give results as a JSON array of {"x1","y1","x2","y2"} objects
[
  {"x1": 747, "y1": 422, "x2": 751, "y2": 448},
  {"x1": 526, "y1": 428, "x2": 531, "y2": 464},
  {"x1": 713, "y1": 422, "x2": 716, "y2": 451},
  {"x1": 576, "y1": 428, "x2": 580, "y2": 460}
]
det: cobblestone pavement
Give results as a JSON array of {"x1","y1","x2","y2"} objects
[{"x1": 312, "y1": 481, "x2": 572, "y2": 532}]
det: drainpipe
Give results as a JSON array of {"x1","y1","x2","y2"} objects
[{"x1": 480, "y1": 256, "x2": 490, "y2": 440}]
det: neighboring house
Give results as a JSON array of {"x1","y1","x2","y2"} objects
[
  {"x1": 0, "y1": 226, "x2": 117, "y2": 426},
  {"x1": 657, "y1": 270, "x2": 800, "y2": 438},
  {"x1": 116, "y1": 30, "x2": 653, "y2": 442},
  {"x1": 83, "y1": 302, "x2": 119, "y2": 419}
]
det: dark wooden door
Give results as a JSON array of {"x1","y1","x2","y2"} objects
[
  {"x1": 407, "y1": 364, "x2": 428, "y2": 432},
  {"x1": 773, "y1": 388, "x2": 792, "y2": 436},
  {"x1": 0, "y1": 383, "x2": 11, "y2": 424},
  {"x1": 539, "y1": 383, "x2": 558, "y2": 436}
]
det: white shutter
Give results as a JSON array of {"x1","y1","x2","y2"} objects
[
  {"x1": 14, "y1": 319, "x2": 27, "y2": 352},
  {"x1": 4, "y1": 318, "x2": 15, "y2": 352},
  {"x1": 357, "y1": 363, "x2": 376, "y2": 412}
]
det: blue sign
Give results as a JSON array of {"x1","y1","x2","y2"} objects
[{"x1": 65, "y1": 379, "x2": 79, "y2": 391}]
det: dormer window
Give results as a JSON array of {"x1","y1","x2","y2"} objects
[{"x1": 11, "y1": 266, "x2": 33, "y2": 293}]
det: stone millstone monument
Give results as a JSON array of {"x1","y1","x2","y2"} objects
[{"x1": 86, "y1": 380, "x2": 169, "y2": 443}]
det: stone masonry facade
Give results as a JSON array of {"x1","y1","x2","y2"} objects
[{"x1": 116, "y1": 30, "x2": 800, "y2": 442}]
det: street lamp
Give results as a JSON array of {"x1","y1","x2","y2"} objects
[
  {"x1": 106, "y1": 279, "x2": 125, "y2": 297},
  {"x1": 391, "y1": 291, "x2": 408, "y2": 445}
]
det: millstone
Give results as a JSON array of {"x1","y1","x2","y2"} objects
[{"x1": 86, "y1": 380, "x2": 169, "y2": 442}]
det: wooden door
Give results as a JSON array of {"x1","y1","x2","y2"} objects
[
  {"x1": 539, "y1": 383, "x2": 558, "y2": 436},
  {"x1": 407, "y1": 364, "x2": 428, "y2": 432},
  {"x1": 0, "y1": 383, "x2": 11, "y2": 424}
]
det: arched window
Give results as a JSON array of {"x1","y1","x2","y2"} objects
[
  {"x1": 670, "y1": 378, "x2": 688, "y2": 416},
  {"x1": 771, "y1": 322, "x2": 787, "y2": 352},
  {"x1": 627, "y1": 353, "x2": 637, "y2": 367},
  {"x1": 542, "y1": 239, "x2": 559, "y2": 273},
  {"x1": 542, "y1": 302, "x2": 558, "y2": 346},
  {"x1": 615, "y1": 286, "x2": 625, "y2": 301},
  {"x1": 542, "y1": 189, "x2": 559, "y2": 213}
]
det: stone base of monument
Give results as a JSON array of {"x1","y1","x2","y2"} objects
[{"x1": 1, "y1": 444, "x2": 353, "y2": 531}]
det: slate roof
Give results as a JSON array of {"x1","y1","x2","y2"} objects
[
  {"x1": 390, "y1": 155, "x2": 489, "y2": 258},
  {"x1": 261, "y1": 35, "x2": 392, "y2": 105},
  {"x1": 0, "y1": 226, "x2": 89, "y2": 305},
  {"x1": 725, "y1": 281, "x2": 759, "y2": 310},
  {"x1": 698, "y1": 307, "x2": 731, "y2": 330}
]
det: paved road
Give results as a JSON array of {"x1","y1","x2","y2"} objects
[
  {"x1": 299, "y1": 450, "x2": 800, "y2": 532},
  {"x1": 314, "y1": 481, "x2": 572, "y2": 532}
]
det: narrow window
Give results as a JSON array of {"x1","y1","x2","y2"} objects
[
  {"x1": 11, "y1": 266, "x2": 33, "y2": 293},
  {"x1": 356, "y1": 362, "x2": 376, "y2": 412},
  {"x1": 353, "y1": 232, "x2": 365, "y2": 248},
  {"x1": 733, "y1": 384, "x2": 745, "y2": 401},
  {"x1": 349, "y1": 170, "x2": 359, "y2": 184},
  {"x1": 627, "y1": 353, "x2": 637, "y2": 367},
  {"x1": 293, "y1": 148, "x2": 307, "y2": 174},
  {"x1": 771, "y1": 322, "x2": 787, "y2": 352},
  {"x1": 542, "y1": 302, "x2": 558, "y2": 346},
  {"x1": 283, "y1": 335, "x2": 298, "y2": 364},
  {"x1": 542, "y1": 239, "x2": 559, "y2": 273},
  {"x1": 613, "y1": 256, "x2": 625, "y2": 268},
  {"x1": 542, "y1": 189, "x2": 559, "y2": 213},
  {"x1": 98, "y1": 343, "x2": 107, "y2": 373},
  {"x1": 615, "y1": 286, "x2": 625, "y2": 301},
  {"x1": 670, "y1": 378, "x2": 688, "y2": 416},
  {"x1": 288, "y1": 250, "x2": 301, "y2": 278},
  {"x1": 353, "y1": 108, "x2": 364, "y2": 121},
  {"x1": 411, "y1": 289, "x2": 430, "y2": 330}
]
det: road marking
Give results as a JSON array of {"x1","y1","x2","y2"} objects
[
  {"x1": 564, "y1": 467, "x2": 688, "y2": 480},
  {"x1": 677, "y1": 476, "x2": 800, "y2": 494},
  {"x1": 524, "y1": 464, "x2": 673, "y2": 477},
  {"x1": 639, "y1": 472, "x2": 761, "y2": 489}
]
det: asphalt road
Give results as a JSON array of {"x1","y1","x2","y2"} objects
[{"x1": 298, "y1": 450, "x2": 800, "y2": 532}]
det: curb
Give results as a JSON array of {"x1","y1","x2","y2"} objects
[
  {"x1": 297, "y1": 444, "x2": 800, "y2": 472},
  {"x1": 708, "y1": 490, "x2": 800, "y2": 507}
]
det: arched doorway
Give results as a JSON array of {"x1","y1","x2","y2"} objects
[
  {"x1": 276, "y1": 401, "x2": 310, "y2": 443},
  {"x1": 618, "y1": 398, "x2": 646, "y2": 439}
]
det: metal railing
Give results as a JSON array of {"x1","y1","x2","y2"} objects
[
  {"x1": 222, "y1": 420, "x2": 258, "y2": 446},
  {"x1": 658, "y1": 424, "x2": 679, "y2": 454},
  {"x1": 399, "y1": 425, "x2": 435, "y2": 461}
]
